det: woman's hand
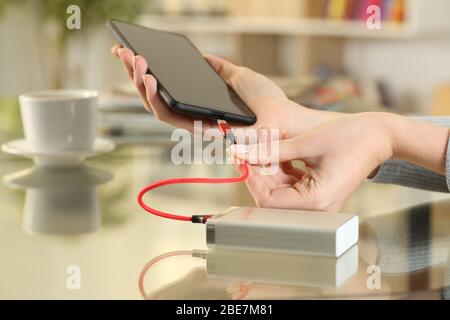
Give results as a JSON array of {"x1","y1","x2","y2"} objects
[
  {"x1": 111, "y1": 45, "x2": 340, "y2": 136},
  {"x1": 230, "y1": 112, "x2": 450, "y2": 212}
]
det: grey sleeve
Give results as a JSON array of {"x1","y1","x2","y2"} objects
[{"x1": 370, "y1": 116, "x2": 450, "y2": 193}]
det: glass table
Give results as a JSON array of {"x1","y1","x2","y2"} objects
[{"x1": 1, "y1": 99, "x2": 449, "y2": 300}]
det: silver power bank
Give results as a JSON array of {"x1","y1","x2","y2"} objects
[{"x1": 206, "y1": 207, "x2": 359, "y2": 257}]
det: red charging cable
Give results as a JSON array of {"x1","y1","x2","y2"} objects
[
  {"x1": 138, "y1": 250, "x2": 194, "y2": 299},
  {"x1": 137, "y1": 121, "x2": 248, "y2": 224}
]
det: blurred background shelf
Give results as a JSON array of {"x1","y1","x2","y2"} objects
[
  {"x1": 139, "y1": 15, "x2": 418, "y2": 39},
  {"x1": 1, "y1": 0, "x2": 450, "y2": 125},
  {"x1": 140, "y1": 0, "x2": 450, "y2": 39}
]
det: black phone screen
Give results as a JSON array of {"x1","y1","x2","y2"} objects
[{"x1": 108, "y1": 20, "x2": 256, "y2": 123}]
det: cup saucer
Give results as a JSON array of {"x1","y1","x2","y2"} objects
[{"x1": 1, "y1": 137, "x2": 115, "y2": 167}]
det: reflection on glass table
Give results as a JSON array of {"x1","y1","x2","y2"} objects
[
  {"x1": 139, "y1": 245, "x2": 359, "y2": 299},
  {"x1": 3, "y1": 165, "x2": 112, "y2": 235},
  {"x1": 1, "y1": 95, "x2": 450, "y2": 299},
  {"x1": 139, "y1": 202, "x2": 450, "y2": 300}
]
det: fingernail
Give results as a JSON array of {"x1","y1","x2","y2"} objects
[
  {"x1": 230, "y1": 144, "x2": 248, "y2": 155},
  {"x1": 117, "y1": 48, "x2": 125, "y2": 58}
]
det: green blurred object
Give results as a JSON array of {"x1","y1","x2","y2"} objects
[
  {"x1": 0, "y1": 0, "x2": 145, "y2": 28},
  {"x1": 0, "y1": 0, "x2": 25, "y2": 16},
  {"x1": 0, "y1": 98, "x2": 23, "y2": 144},
  {"x1": 0, "y1": 0, "x2": 147, "y2": 88}
]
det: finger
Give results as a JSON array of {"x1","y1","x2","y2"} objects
[
  {"x1": 232, "y1": 126, "x2": 275, "y2": 154},
  {"x1": 265, "y1": 184, "x2": 315, "y2": 210},
  {"x1": 143, "y1": 74, "x2": 204, "y2": 131},
  {"x1": 133, "y1": 55, "x2": 152, "y2": 113},
  {"x1": 229, "y1": 143, "x2": 273, "y2": 165},
  {"x1": 142, "y1": 73, "x2": 170, "y2": 118},
  {"x1": 111, "y1": 44, "x2": 122, "y2": 58},
  {"x1": 230, "y1": 135, "x2": 317, "y2": 164},
  {"x1": 245, "y1": 168, "x2": 313, "y2": 209},
  {"x1": 243, "y1": 164, "x2": 274, "y2": 207},
  {"x1": 118, "y1": 47, "x2": 135, "y2": 80},
  {"x1": 204, "y1": 54, "x2": 240, "y2": 84},
  {"x1": 227, "y1": 150, "x2": 243, "y2": 169},
  {"x1": 280, "y1": 162, "x2": 306, "y2": 181}
]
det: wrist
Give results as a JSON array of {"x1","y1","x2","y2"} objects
[
  {"x1": 377, "y1": 112, "x2": 403, "y2": 160},
  {"x1": 361, "y1": 112, "x2": 397, "y2": 164},
  {"x1": 388, "y1": 114, "x2": 450, "y2": 174}
]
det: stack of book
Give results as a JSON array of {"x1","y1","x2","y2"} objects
[
  {"x1": 309, "y1": 0, "x2": 405, "y2": 23},
  {"x1": 98, "y1": 87, "x2": 174, "y2": 145}
]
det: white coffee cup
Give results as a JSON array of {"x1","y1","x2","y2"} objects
[{"x1": 19, "y1": 90, "x2": 98, "y2": 152}]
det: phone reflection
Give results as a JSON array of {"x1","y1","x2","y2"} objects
[
  {"x1": 138, "y1": 245, "x2": 358, "y2": 300},
  {"x1": 3, "y1": 165, "x2": 112, "y2": 235}
]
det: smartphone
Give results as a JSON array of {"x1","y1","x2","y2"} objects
[{"x1": 107, "y1": 19, "x2": 257, "y2": 125}]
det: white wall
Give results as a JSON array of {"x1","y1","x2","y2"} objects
[
  {"x1": 344, "y1": 37, "x2": 450, "y2": 114},
  {"x1": 2, "y1": 5, "x2": 450, "y2": 115}
]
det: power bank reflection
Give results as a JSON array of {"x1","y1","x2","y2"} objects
[
  {"x1": 203, "y1": 245, "x2": 358, "y2": 288},
  {"x1": 139, "y1": 245, "x2": 359, "y2": 299}
]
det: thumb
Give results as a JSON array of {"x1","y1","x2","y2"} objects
[{"x1": 230, "y1": 134, "x2": 317, "y2": 165}]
